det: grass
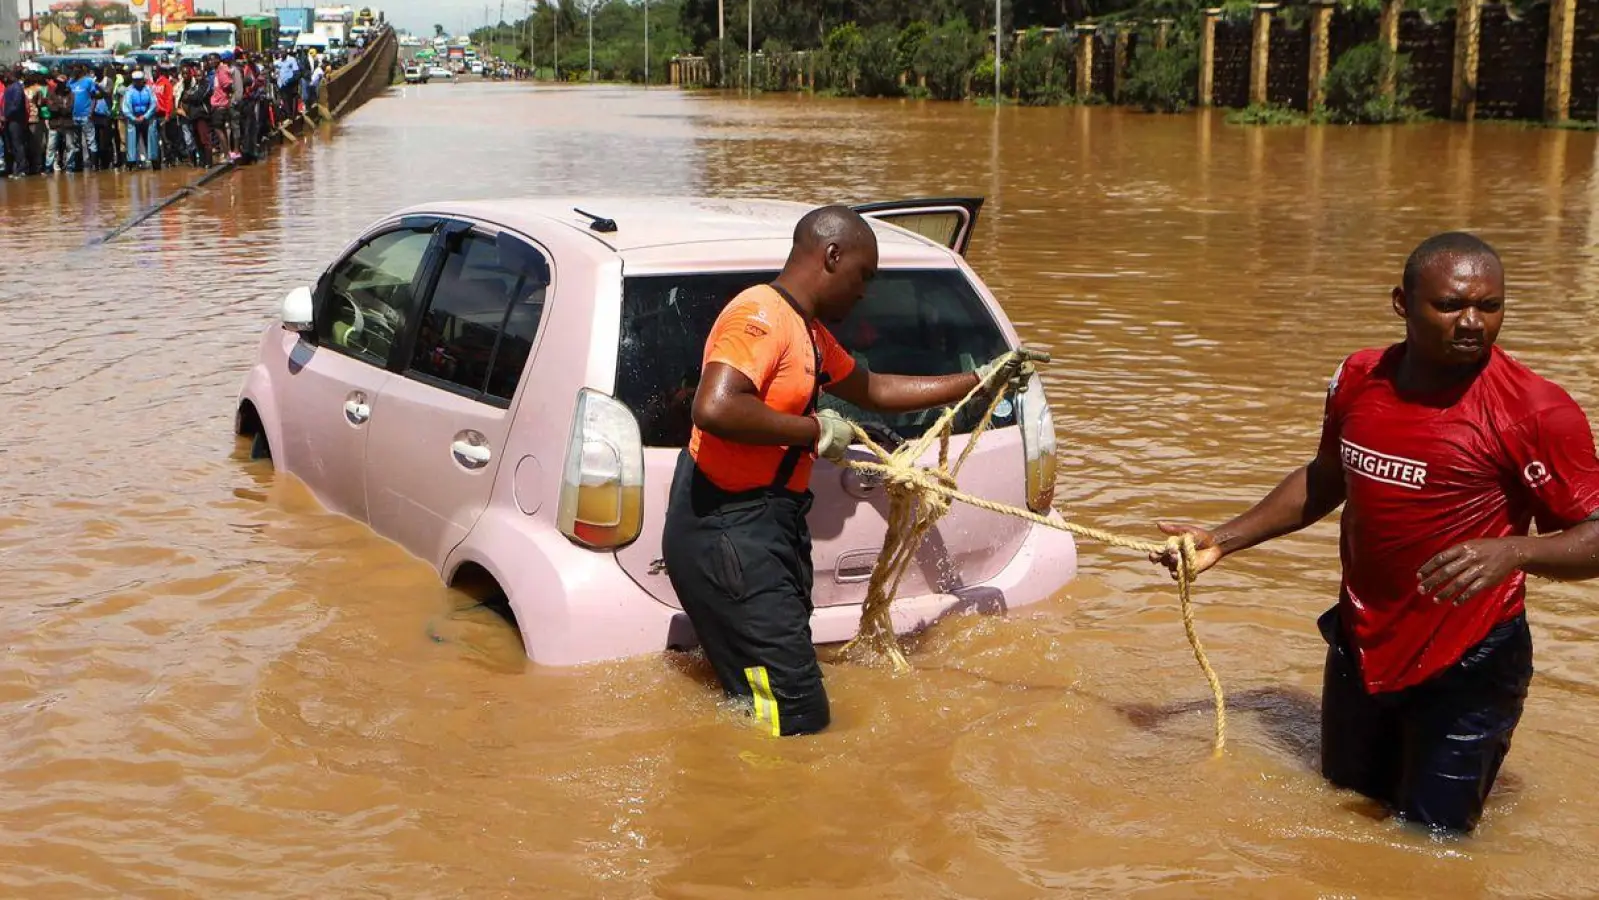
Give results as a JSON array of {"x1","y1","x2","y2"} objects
[{"x1": 1225, "y1": 103, "x2": 1315, "y2": 126}]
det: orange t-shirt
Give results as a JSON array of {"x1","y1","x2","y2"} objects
[{"x1": 689, "y1": 285, "x2": 858, "y2": 493}]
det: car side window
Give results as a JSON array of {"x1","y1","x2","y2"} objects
[
  {"x1": 318, "y1": 227, "x2": 435, "y2": 368},
  {"x1": 407, "y1": 230, "x2": 549, "y2": 406}
]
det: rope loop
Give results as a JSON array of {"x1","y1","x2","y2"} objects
[{"x1": 837, "y1": 350, "x2": 1227, "y2": 755}]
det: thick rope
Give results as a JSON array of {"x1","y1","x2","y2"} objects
[{"x1": 836, "y1": 350, "x2": 1228, "y2": 755}]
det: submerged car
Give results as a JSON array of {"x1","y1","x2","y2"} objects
[{"x1": 236, "y1": 198, "x2": 1077, "y2": 665}]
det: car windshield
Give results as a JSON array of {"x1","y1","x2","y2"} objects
[{"x1": 616, "y1": 269, "x2": 1013, "y2": 447}]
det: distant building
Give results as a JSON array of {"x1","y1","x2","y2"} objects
[{"x1": 0, "y1": 0, "x2": 21, "y2": 65}]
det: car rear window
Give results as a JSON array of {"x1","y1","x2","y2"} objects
[{"x1": 616, "y1": 269, "x2": 1014, "y2": 447}]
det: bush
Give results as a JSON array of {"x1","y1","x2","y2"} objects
[
  {"x1": 1225, "y1": 103, "x2": 1311, "y2": 125},
  {"x1": 858, "y1": 24, "x2": 903, "y2": 97},
  {"x1": 1122, "y1": 44, "x2": 1198, "y2": 113},
  {"x1": 896, "y1": 22, "x2": 930, "y2": 74},
  {"x1": 820, "y1": 22, "x2": 863, "y2": 93},
  {"x1": 1321, "y1": 41, "x2": 1415, "y2": 124},
  {"x1": 758, "y1": 39, "x2": 802, "y2": 92},
  {"x1": 913, "y1": 19, "x2": 984, "y2": 101},
  {"x1": 973, "y1": 56, "x2": 998, "y2": 97},
  {"x1": 1007, "y1": 27, "x2": 1072, "y2": 105},
  {"x1": 701, "y1": 37, "x2": 742, "y2": 89}
]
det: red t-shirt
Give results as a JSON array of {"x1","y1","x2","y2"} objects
[{"x1": 1318, "y1": 344, "x2": 1599, "y2": 692}]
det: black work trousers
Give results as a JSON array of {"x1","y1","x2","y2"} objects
[
  {"x1": 1319, "y1": 606, "x2": 1532, "y2": 833},
  {"x1": 662, "y1": 450, "x2": 829, "y2": 736}
]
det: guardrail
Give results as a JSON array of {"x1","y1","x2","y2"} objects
[{"x1": 322, "y1": 25, "x2": 399, "y2": 119}]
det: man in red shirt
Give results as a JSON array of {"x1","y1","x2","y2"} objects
[
  {"x1": 1156, "y1": 232, "x2": 1599, "y2": 833},
  {"x1": 151, "y1": 65, "x2": 176, "y2": 170}
]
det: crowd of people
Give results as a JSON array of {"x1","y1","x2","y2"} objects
[{"x1": 0, "y1": 50, "x2": 335, "y2": 178}]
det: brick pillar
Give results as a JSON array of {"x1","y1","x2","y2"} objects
[
  {"x1": 1308, "y1": 0, "x2": 1336, "y2": 109},
  {"x1": 1378, "y1": 0, "x2": 1402, "y2": 100},
  {"x1": 1076, "y1": 24, "x2": 1097, "y2": 99},
  {"x1": 1543, "y1": 0, "x2": 1575, "y2": 120},
  {"x1": 1199, "y1": 8, "x2": 1220, "y2": 107},
  {"x1": 1114, "y1": 26, "x2": 1132, "y2": 101},
  {"x1": 1450, "y1": 0, "x2": 1481, "y2": 120},
  {"x1": 1156, "y1": 19, "x2": 1173, "y2": 52},
  {"x1": 1250, "y1": 3, "x2": 1278, "y2": 106}
]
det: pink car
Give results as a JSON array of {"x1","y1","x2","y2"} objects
[{"x1": 235, "y1": 197, "x2": 1078, "y2": 665}]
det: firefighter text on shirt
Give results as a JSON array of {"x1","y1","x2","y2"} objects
[{"x1": 1341, "y1": 439, "x2": 1428, "y2": 490}]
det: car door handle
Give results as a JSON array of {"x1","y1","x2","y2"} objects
[
  {"x1": 451, "y1": 440, "x2": 491, "y2": 469},
  {"x1": 343, "y1": 399, "x2": 371, "y2": 425}
]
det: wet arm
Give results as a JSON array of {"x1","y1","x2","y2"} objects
[
  {"x1": 826, "y1": 366, "x2": 980, "y2": 414},
  {"x1": 1507, "y1": 517, "x2": 1599, "y2": 582},
  {"x1": 692, "y1": 362, "x2": 819, "y2": 448},
  {"x1": 1209, "y1": 459, "x2": 1347, "y2": 559}
]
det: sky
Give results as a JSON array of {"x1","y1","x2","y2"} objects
[{"x1": 107, "y1": 1, "x2": 537, "y2": 38}]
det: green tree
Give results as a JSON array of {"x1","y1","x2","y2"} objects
[
  {"x1": 913, "y1": 19, "x2": 982, "y2": 100},
  {"x1": 434, "y1": 23, "x2": 446, "y2": 38}
]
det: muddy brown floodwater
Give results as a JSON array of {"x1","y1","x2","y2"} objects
[{"x1": 2, "y1": 82, "x2": 1598, "y2": 898}]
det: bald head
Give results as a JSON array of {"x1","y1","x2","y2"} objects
[
  {"x1": 1403, "y1": 232, "x2": 1500, "y2": 297},
  {"x1": 778, "y1": 205, "x2": 880, "y2": 321},
  {"x1": 794, "y1": 205, "x2": 877, "y2": 255}
]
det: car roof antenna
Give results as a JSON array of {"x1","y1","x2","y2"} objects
[{"x1": 573, "y1": 208, "x2": 618, "y2": 233}]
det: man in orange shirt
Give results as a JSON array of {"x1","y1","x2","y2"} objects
[{"x1": 663, "y1": 205, "x2": 1029, "y2": 736}]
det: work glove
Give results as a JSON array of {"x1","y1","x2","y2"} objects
[
  {"x1": 974, "y1": 354, "x2": 1036, "y2": 395},
  {"x1": 814, "y1": 409, "x2": 855, "y2": 463}
]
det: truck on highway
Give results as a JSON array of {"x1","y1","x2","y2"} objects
[
  {"x1": 177, "y1": 16, "x2": 278, "y2": 61},
  {"x1": 276, "y1": 7, "x2": 315, "y2": 49},
  {"x1": 313, "y1": 6, "x2": 354, "y2": 47}
]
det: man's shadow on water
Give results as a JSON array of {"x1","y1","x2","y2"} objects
[{"x1": 1118, "y1": 686, "x2": 1322, "y2": 768}]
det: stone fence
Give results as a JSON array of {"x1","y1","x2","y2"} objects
[
  {"x1": 1201, "y1": 0, "x2": 1592, "y2": 120},
  {"x1": 670, "y1": 0, "x2": 1594, "y2": 122}
]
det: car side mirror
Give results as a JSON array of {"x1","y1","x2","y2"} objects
[{"x1": 280, "y1": 285, "x2": 314, "y2": 333}]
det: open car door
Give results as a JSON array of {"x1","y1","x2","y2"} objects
[{"x1": 853, "y1": 197, "x2": 985, "y2": 257}]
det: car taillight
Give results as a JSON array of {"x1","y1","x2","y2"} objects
[
  {"x1": 1018, "y1": 374, "x2": 1057, "y2": 513},
  {"x1": 556, "y1": 389, "x2": 644, "y2": 549}
]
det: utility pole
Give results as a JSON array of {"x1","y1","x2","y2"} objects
[
  {"x1": 994, "y1": 0, "x2": 1001, "y2": 103},
  {"x1": 552, "y1": 1, "x2": 558, "y2": 81},
  {"x1": 746, "y1": 0, "x2": 752, "y2": 91},
  {"x1": 643, "y1": 0, "x2": 648, "y2": 86},
  {"x1": 525, "y1": 0, "x2": 533, "y2": 77},
  {"x1": 587, "y1": 0, "x2": 593, "y2": 83},
  {"x1": 717, "y1": 0, "x2": 723, "y2": 85}
]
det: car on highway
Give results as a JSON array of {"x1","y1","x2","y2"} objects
[
  {"x1": 235, "y1": 198, "x2": 1074, "y2": 666},
  {"x1": 427, "y1": 65, "x2": 453, "y2": 80},
  {"x1": 403, "y1": 64, "x2": 430, "y2": 84}
]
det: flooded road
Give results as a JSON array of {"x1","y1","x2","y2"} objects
[{"x1": 3, "y1": 82, "x2": 1599, "y2": 897}]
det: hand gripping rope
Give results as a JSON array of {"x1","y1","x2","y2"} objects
[{"x1": 836, "y1": 348, "x2": 1228, "y2": 755}]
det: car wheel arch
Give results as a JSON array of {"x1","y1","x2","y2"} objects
[{"x1": 445, "y1": 557, "x2": 528, "y2": 656}]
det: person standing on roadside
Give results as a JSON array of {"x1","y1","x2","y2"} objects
[
  {"x1": 68, "y1": 65, "x2": 100, "y2": 171},
  {"x1": 1152, "y1": 232, "x2": 1599, "y2": 834},
  {"x1": 309, "y1": 57, "x2": 327, "y2": 110},
  {"x1": 275, "y1": 49, "x2": 299, "y2": 123},
  {"x1": 121, "y1": 70, "x2": 157, "y2": 169},
  {"x1": 227, "y1": 54, "x2": 245, "y2": 158},
  {"x1": 181, "y1": 61, "x2": 212, "y2": 166},
  {"x1": 662, "y1": 205, "x2": 1033, "y2": 737},
  {"x1": 44, "y1": 73, "x2": 77, "y2": 173},
  {"x1": 152, "y1": 65, "x2": 177, "y2": 169},
  {"x1": 25, "y1": 73, "x2": 48, "y2": 176},
  {"x1": 1, "y1": 70, "x2": 27, "y2": 178},
  {"x1": 207, "y1": 54, "x2": 236, "y2": 162}
]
